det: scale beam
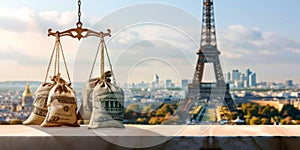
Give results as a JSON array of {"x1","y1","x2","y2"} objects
[
  {"x1": 48, "y1": 25, "x2": 111, "y2": 40},
  {"x1": 47, "y1": 0, "x2": 111, "y2": 40}
]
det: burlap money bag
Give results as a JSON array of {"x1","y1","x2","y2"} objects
[
  {"x1": 80, "y1": 78, "x2": 99, "y2": 120},
  {"x1": 23, "y1": 78, "x2": 56, "y2": 125},
  {"x1": 88, "y1": 71, "x2": 124, "y2": 128},
  {"x1": 41, "y1": 77, "x2": 79, "y2": 127}
]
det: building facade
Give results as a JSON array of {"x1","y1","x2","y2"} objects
[{"x1": 21, "y1": 84, "x2": 34, "y2": 112}]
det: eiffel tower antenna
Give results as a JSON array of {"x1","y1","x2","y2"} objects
[{"x1": 201, "y1": 0, "x2": 217, "y2": 47}]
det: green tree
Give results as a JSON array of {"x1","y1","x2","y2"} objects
[
  {"x1": 250, "y1": 116, "x2": 261, "y2": 125},
  {"x1": 226, "y1": 112, "x2": 238, "y2": 121},
  {"x1": 169, "y1": 103, "x2": 177, "y2": 110},
  {"x1": 280, "y1": 116, "x2": 293, "y2": 125},
  {"x1": 136, "y1": 118, "x2": 148, "y2": 124},
  {"x1": 147, "y1": 110, "x2": 156, "y2": 118},
  {"x1": 269, "y1": 108, "x2": 279, "y2": 118},
  {"x1": 125, "y1": 103, "x2": 142, "y2": 121},
  {"x1": 247, "y1": 108, "x2": 257, "y2": 117},
  {"x1": 156, "y1": 104, "x2": 173, "y2": 117},
  {"x1": 142, "y1": 103, "x2": 153, "y2": 113},
  {"x1": 260, "y1": 105, "x2": 271, "y2": 117},
  {"x1": 10, "y1": 119, "x2": 23, "y2": 125},
  {"x1": 260, "y1": 117, "x2": 270, "y2": 125},
  {"x1": 126, "y1": 103, "x2": 141, "y2": 113},
  {"x1": 221, "y1": 105, "x2": 229, "y2": 113},
  {"x1": 244, "y1": 115, "x2": 252, "y2": 124},
  {"x1": 295, "y1": 114, "x2": 300, "y2": 120},
  {"x1": 241, "y1": 103, "x2": 249, "y2": 114},
  {"x1": 271, "y1": 116, "x2": 281, "y2": 125},
  {"x1": 148, "y1": 117, "x2": 163, "y2": 125},
  {"x1": 280, "y1": 104, "x2": 298, "y2": 118}
]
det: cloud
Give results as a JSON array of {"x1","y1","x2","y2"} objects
[
  {"x1": 116, "y1": 31, "x2": 140, "y2": 45},
  {"x1": 0, "y1": 43, "x2": 48, "y2": 65},
  {"x1": 219, "y1": 24, "x2": 300, "y2": 63},
  {"x1": 0, "y1": 7, "x2": 38, "y2": 32},
  {"x1": 257, "y1": 50, "x2": 277, "y2": 55},
  {"x1": 39, "y1": 10, "x2": 76, "y2": 28},
  {"x1": 226, "y1": 25, "x2": 263, "y2": 41},
  {"x1": 0, "y1": 7, "x2": 77, "y2": 33},
  {"x1": 0, "y1": 44, "x2": 29, "y2": 60},
  {"x1": 288, "y1": 48, "x2": 300, "y2": 54},
  {"x1": 0, "y1": 16, "x2": 29, "y2": 32}
]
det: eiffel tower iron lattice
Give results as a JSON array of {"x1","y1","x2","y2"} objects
[{"x1": 176, "y1": 0, "x2": 236, "y2": 124}]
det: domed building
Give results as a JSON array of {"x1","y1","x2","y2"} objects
[{"x1": 20, "y1": 83, "x2": 34, "y2": 112}]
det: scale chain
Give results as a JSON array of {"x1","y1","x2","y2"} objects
[{"x1": 78, "y1": 0, "x2": 81, "y2": 23}]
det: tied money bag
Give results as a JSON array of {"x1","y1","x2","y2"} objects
[
  {"x1": 80, "y1": 78, "x2": 99, "y2": 121},
  {"x1": 41, "y1": 75, "x2": 79, "y2": 127},
  {"x1": 88, "y1": 71, "x2": 125, "y2": 128},
  {"x1": 23, "y1": 77, "x2": 56, "y2": 125}
]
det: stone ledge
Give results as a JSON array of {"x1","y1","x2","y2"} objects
[
  {"x1": 0, "y1": 125, "x2": 299, "y2": 150},
  {"x1": 1, "y1": 125, "x2": 300, "y2": 136}
]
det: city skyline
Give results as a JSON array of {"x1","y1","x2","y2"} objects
[{"x1": 0, "y1": 1, "x2": 300, "y2": 83}]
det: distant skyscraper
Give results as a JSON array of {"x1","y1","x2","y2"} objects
[
  {"x1": 165, "y1": 79, "x2": 172, "y2": 88},
  {"x1": 232, "y1": 70, "x2": 241, "y2": 82},
  {"x1": 141, "y1": 81, "x2": 145, "y2": 88},
  {"x1": 171, "y1": 83, "x2": 175, "y2": 88},
  {"x1": 228, "y1": 68, "x2": 257, "y2": 88},
  {"x1": 241, "y1": 73, "x2": 246, "y2": 82},
  {"x1": 234, "y1": 80, "x2": 244, "y2": 88},
  {"x1": 131, "y1": 83, "x2": 136, "y2": 88},
  {"x1": 249, "y1": 73, "x2": 257, "y2": 87},
  {"x1": 246, "y1": 68, "x2": 252, "y2": 88},
  {"x1": 154, "y1": 74, "x2": 159, "y2": 84},
  {"x1": 240, "y1": 73, "x2": 246, "y2": 88},
  {"x1": 286, "y1": 80, "x2": 293, "y2": 88}
]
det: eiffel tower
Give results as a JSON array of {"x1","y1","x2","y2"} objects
[{"x1": 176, "y1": 0, "x2": 235, "y2": 124}]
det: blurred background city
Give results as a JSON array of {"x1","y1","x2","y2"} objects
[{"x1": 1, "y1": 70, "x2": 300, "y2": 125}]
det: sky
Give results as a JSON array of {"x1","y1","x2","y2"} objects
[{"x1": 0, "y1": 0, "x2": 300, "y2": 84}]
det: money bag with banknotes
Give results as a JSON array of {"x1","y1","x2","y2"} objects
[
  {"x1": 41, "y1": 73, "x2": 79, "y2": 127},
  {"x1": 24, "y1": 35, "x2": 79, "y2": 127},
  {"x1": 41, "y1": 35, "x2": 79, "y2": 127},
  {"x1": 23, "y1": 77, "x2": 56, "y2": 125},
  {"x1": 80, "y1": 78, "x2": 98, "y2": 121},
  {"x1": 81, "y1": 33, "x2": 125, "y2": 128}
]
